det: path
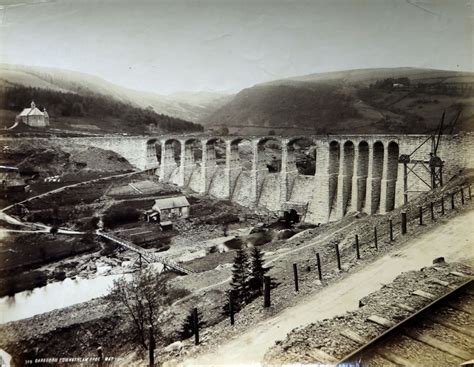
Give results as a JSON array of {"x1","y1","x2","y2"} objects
[
  {"x1": 182, "y1": 209, "x2": 474, "y2": 366},
  {"x1": 0, "y1": 170, "x2": 140, "y2": 213},
  {"x1": 171, "y1": 221, "x2": 357, "y2": 306}
]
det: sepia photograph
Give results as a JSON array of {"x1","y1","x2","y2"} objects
[{"x1": 0, "y1": 0, "x2": 473, "y2": 366}]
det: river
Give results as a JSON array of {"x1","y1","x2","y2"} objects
[{"x1": 0, "y1": 273, "x2": 130, "y2": 324}]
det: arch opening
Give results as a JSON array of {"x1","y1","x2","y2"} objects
[
  {"x1": 230, "y1": 138, "x2": 253, "y2": 170},
  {"x1": 288, "y1": 137, "x2": 316, "y2": 175},
  {"x1": 371, "y1": 141, "x2": 385, "y2": 213},
  {"x1": 162, "y1": 139, "x2": 181, "y2": 165},
  {"x1": 357, "y1": 141, "x2": 369, "y2": 211},
  {"x1": 342, "y1": 141, "x2": 355, "y2": 213},
  {"x1": 329, "y1": 141, "x2": 340, "y2": 211},
  {"x1": 183, "y1": 138, "x2": 202, "y2": 164},
  {"x1": 257, "y1": 138, "x2": 282, "y2": 173},
  {"x1": 206, "y1": 138, "x2": 226, "y2": 165},
  {"x1": 386, "y1": 141, "x2": 399, "y2": 211}
]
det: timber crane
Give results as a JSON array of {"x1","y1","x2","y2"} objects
[{"x1": 398, "y1": 109, "x2": 461, "y2": 204}]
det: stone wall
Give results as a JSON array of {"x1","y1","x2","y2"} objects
[{"x1": 8, "y1": 132, "x2": 469, "y2": 225}]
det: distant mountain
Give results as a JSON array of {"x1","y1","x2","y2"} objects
[
  {"x1": 203, "y1": 67, "x2": 474, "y2": 135},
  {"x1": 0, "y1": 64, "x2": 230, "y2": 122}
]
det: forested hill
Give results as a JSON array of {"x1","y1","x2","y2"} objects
[
  {"x1": 0, "y1": 85, "x2": 203, "y2": 134},
  {"x1": 203, "y1": 67, "x2": 474, "y2": 135}
]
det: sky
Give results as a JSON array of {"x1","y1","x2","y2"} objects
[{"x1": 0, "y1": 0, "x2": 472, "y2": 94}]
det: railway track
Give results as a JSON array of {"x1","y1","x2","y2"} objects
[{"x1": 338, "y1": 277, "x2": 474, "y2": 366}]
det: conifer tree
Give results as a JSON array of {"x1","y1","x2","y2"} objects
[
  {"x1": 229, "y1": 248, "x2": 250, "y2": 304},
  {"x1": 179, "y1": 308, "x2": 206, "y2": 340},
  {"x1": 248, "y1": 247, "x2": 271, "y2": 295}
]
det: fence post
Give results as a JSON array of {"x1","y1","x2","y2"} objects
[
  {"x1": 355, "y1": 234, "x2": 360, "y2": 259},
  {"x1": 469, "y1": 185, "x2": 472, "y2": 200},
  {"x1": 193, "y1": 308, "x2": 200, "y2": 345},
  {"x1": 148, "y1": 326, "x2": 155, "y2": 367},
  {"x1": 419, "y1": 206, "x2": 423, "y2": 225},
  {"x1": 451, "y1": 192, "x2": 455, "y2": 210},
  {"x1": 389, "y1": 219, "x2": 394, "y2": 241},
  {"x1": 441, "y1": 196, "x2": 445, "y2": 215},
  {"x1": 401, "y1": 211, "x2": 407, "y2": 235},
  {"x1": 461, "y1": 188, "x2": 465, "y2": 205},
  {"x1": 264, "y1": 276, "x2": 271, "y2": 308},
  {"x1": 293, "y1": 263, "x2": 299, "y2": 292},
  {"x1": 229, "y1": 291, "x2": 235, "y2": 325},
  {"x1": 335, "y1": 243, "x2": 341, "y2": 270},
  {"x1": 97, "y1": 347, "x2": 103, "y2": 367},
  {"x1": 374, "y1": 226, "x2": 378, "y2": 250},
  {"x1": 316, "y1": 252, "x2": 322, "y2": 281},
  {"x1": 430, "y1": 202, "x2": 434, "y2": 220}
]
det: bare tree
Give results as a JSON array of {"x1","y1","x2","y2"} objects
[{"x1": 106, "y1": 268, "x2": 168, "y2": 349}]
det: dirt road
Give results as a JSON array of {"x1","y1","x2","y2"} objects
[{"x1": 182, "y1": 209, "x2": 474, "y2": 366}]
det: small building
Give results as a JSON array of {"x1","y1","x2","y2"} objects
[
  {"x1": 17, "y1": 101, "x2": 49, "y2": 127},
  {"x1": 159, "y1": 220, "x2": 173, "y2": 231},
  {"x1": 0, "y1": 166, "x2": 28, "y2": 192},
  {"x1": 144, "y1": 209, "x2": 160, "y2": 222},
  {"x1": 152, "y1": 196, "x2": 190, "y2": 220}
]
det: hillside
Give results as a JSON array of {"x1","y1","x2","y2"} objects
[
  {"x1": 0, "y1": 64, "x2": 229, "y2": 122},
  {"x1": 203, "y1": 67, "x2": 474, "y2": 135},
  {"x1": 0, "y1": 85, "x2": 203, "y2": 135}
]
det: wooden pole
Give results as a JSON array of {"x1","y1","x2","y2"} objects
[
  {"x1": 148, "y1": 326, "x2": 155, "y2": 367},
  {"x1": 374, "y1": 226, "x2": 378, "y2": 250},
  {"x1": 229, "y1": 291, "x2": 235, "y2": 325},
  {"x1": 264, "y1": 276, "x2": 271, "y2": 308},
  {"x1": 469, "y1": 185, "x2": 472, "y2": 200},
  {"x1": 461, "y1": 188, "x2": 465, "y2": 205},
  {"x1": 401, "y1": 211, "x2": 407, "y2": 235},
  {"x1": 355, "y1": 235, "x2": 360, "y2": 259},
  {"x1": 193, "y1": 308, "x2": 200, "y2": 345},
  {"x1": 441, "y1": 196, "x2": 445, "y2": 215},
  {"x1": 451, "y1": 192, "x2": 455, "y2": 210},
  {"x1": 419, "y1": 206, "x2": 423, "y2": 225},
  {"x1": 389, "y1": 219, "x2": 394, "y2": 241},
  {"x1": 97, "y1": 347, "x2": 103, "y2": 367},
  {"x1": 430, "y1": 202, "x2": 434, "y2": 220},
  {"x1": 293, "y1": 263, "x2": 299, "y2": 292},
  {"x1": 316, "y1": 252, "x2": 322, "y2": 281},
  {"x1": 335, "y1": 243, "x2": 341, "y2": 270},
  {"x1": 403, "y1": 162, "x2": 408, "y2": 204}
]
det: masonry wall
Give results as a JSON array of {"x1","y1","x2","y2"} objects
[
  {"x1": 258, "y1": 173, "x2": 281, "y2": 211},
  {"x1": 6, "y1": 132, "x2": 470, "y2": 225}
]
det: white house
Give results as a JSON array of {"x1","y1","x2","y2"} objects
[
  {"x1": 17, "y1": 101, "x2": 49, "y2": 127},
  {"x1": 152, "y1": 196, "x2": 190, "y2": 220}
]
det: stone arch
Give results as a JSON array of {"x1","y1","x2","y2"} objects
[
  {"x1": 162, "y1": 138, "x2": 181, "y2": 164},
  {"x1": 371, "y1": 141, "x2": 385, "y2": 213},
  {"x1": 341, "y1": 140, "x2": 355, "y2": 214},
  {"x1": 146, "y1": 138, "x2": 161, "y2": 162},
  {"x1": 229, "y1": 137, "x2": 253, "y2": 170},
  {"x1": 357, "y1": 141, "x2": 370, "y2": 211},
  {"x1": 182, "y1": 137, "x2": 202, "y2": 163},
  {"x1": 159, "y1": 138, "x2": 182, "y2": 182},
  {"x1": 257, "y1": 137, "x2": 282, "y2": 173},
  {"x1": 329, "y1": 140, "x2": 340, "y2": 211},
  {"x1": 287, "y1": 137, "x2": 316, "y2": 175},
  {"x1": 205, "y1": 137, "x2": 227, "y2": 165},
  {"x1": 385, "y1": 141, "x2": 399, "y2": 211}
]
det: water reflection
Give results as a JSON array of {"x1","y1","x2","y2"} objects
[{"x1": 0, "y1": 273, "x2": 131, "y2": 324}]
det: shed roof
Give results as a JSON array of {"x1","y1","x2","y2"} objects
[{"x1": 153, "y1": 196, "x2": 190, "y2": 210}]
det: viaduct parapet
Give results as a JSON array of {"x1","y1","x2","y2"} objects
[{"x1": 6, "y1": 133, "x2": 470, "y2": 224}]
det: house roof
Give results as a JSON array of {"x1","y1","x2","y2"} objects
[
  {"x1": 19, "y1": 107, "x2": 45, "y2": 117},
  {"x1": 153, "y1": 196, "x2": 190, "y2": 210}
]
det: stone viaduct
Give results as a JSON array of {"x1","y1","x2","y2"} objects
[{"x1": 64, "y1": 133, "x2": 474, "y2": 224}]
